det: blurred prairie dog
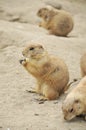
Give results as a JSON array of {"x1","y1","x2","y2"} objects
[
  {"x1": 62, "y1": 76, "x2": 86, "y2": 121},
  {"x1": 20, "y1": 43, "x2": 69, "y2": 100},
  {"x1": 80, "y1": 53, "x2": 86, "y2": 77},
  {"x1": 37, "y1": 6, "x2": 74, "y2": 36}
]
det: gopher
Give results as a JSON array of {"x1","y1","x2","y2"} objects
[
  {"x1": 62, "y1": 76, "x2": 86, "y2": 121},
  {"x1": 20, "y1": 43, "x2": 69, "y2": 100},
  {"x1": 37, "y1": 6, "x2": 74, "y2": 36},
  {"x1": 80, "y1": 53, "x2": 86, "y2": 77}
]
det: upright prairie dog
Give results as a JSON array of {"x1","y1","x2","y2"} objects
[
  {"x1": 37, "y1": 6, "x2": 74, "y2": 36},
  {"x1": 20, "y1": 43, "x2": 69, "y2": 100},
  {"x1": 62, "y1": 76, "x2": 86, "y2": 121},
  {"x1": 80, "y1": 53, "x2": 86, "y2": 77}
]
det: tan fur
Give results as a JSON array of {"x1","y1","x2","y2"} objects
[
  {"x1": 62, "y1": 76, "x2": 86, "y2": 121},
  {"x1": 80, "y1": 53, "x2": 86, "y2": 77},
  {"x1": 20, "y1": 43, "x2": 69, "y2": 100},
  {"x1": 37, "y1": 6, "x2": 74, "y2": 36}
]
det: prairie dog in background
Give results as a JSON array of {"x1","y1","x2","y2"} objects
[{"x1": 37, "y1": 6, "x2": 74, "y2": 37}]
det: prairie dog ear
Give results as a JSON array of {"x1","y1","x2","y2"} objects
[{"x1": 46, "y1": 11, "x2": 56, "y2": 21}]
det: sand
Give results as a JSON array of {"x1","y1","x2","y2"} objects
[{"x1": 0, "y1": 0, "x2": 86, "y2": 130}]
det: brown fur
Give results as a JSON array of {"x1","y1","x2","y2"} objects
[
  {"x1": 62, "y1": 76, "x2": 86, "y2": 121},
  {"x1": 20, "y1": 43, "x2": 69, "y2": 100},
  {"x1": 80, "y1": 53, "x2": 86, "y2": 77},
  {"x1": 37, "y1": 6, "x2": 74, "y2": 36}
]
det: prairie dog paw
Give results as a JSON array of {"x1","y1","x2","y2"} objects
[{"x1": 19, "y1": 59, "x2": 26, "y2": 65}]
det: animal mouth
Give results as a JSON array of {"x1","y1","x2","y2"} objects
[
  {"x1": 31, "y1": 50, "x2": 44, "y2": 56},
  {"x1": 31, "y1": 54, "x2": 42, "y2": 58},
  {"x1": 64, "y1": 115, "x2": 76, "y2": 121}
]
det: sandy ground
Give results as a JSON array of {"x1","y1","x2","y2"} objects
[{"x1": 0, "y1": 0, "x2": 86, "y2": 130}]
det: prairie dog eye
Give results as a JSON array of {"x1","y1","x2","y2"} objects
[
  {"x1": 44, "y1": 15, "x2": 48, "y2": 19},
  {"x1": 29, "y1": 47, "x2": 34, "y2": 51},
  {"x1": 69, "y1": 108, "x2": 73, "y2": 113},
  {"x1": 75, "y1": 100, "x2": 79, "y2": 103},
  {"x1": 39, "y1": 45, "x2": 43, "y2": 48}
]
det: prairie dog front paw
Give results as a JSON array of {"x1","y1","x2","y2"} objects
[{"x1": 19, "y1": 59, "x2": 26, "y2": 65}]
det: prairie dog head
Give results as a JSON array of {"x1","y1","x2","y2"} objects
[
  {"x1": 37, "y1": 7, "x2": 50, "y2": 20},
  {"x1": 62, "y1": 92, "x2": 85, "y2": 121},
  {"x1": 37, "y1": 6, "x2": 57, "y2": 21},
  {"x1": 22, "y1": 43, "x2": 47, "y2": 59}
]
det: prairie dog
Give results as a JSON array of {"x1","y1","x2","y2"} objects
[
  {"x1": 80, "y1": 53, "x2": 86, "y2": 77},
  {"x1": 20, "y1": 43, "x2": 69, "y2": 100},
  {"x1": 37, "y1": 6, "x2": 74, "y2": 36},
  {"x1": 62, "y1": 76, "x2": 86, "y2": 121}
]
